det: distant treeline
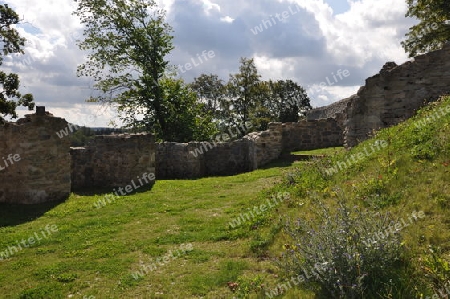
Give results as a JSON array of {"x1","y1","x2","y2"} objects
[{"x1": 69, "y1": 126, "x2": 132, "y2": 147}]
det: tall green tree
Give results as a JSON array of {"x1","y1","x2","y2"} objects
[
  {"x1": 0, "y1": 4, "x2": 34, "y2": 123},
  {"x1": 227, "y1": 57, "x2": 261, "y2": 124},
  {"x1": 151, "y1": 78, "x2": 217, "y2": 142},
  {"x1": 249, "y1": 80, "x2": 273, "y2": 130},
  {"x1": 269, "y1": 79, "x2": 311, "y2": 123},
  {"x1": 402, "y1": 0, "x2": 450, "y2": 57},
  {"x1": 190, "y1": 73, "x2": 226, "y2": 121},
  {"x1": 75, "y1": 0, "x2": 203, "y2": 141}
]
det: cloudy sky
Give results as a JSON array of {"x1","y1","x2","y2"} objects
[{"x1": 4, "y1": 0, "x2": 417, "y2": 127}]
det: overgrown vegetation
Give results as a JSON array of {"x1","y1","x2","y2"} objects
[
  {"x1": 279, "y1": 195, "x2": 412, "y2": 298},
  {"x1": 265, "y1": 96, "x2": 450, "y2": 298}
]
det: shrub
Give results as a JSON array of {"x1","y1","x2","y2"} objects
[{"x1": 278, "y1": 193, "x2": 414, "y2": 298}]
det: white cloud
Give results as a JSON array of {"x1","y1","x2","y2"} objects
[
  {"x1": 292, "y1": 0, "x2": 414, "y2": 66},
  {"x1": 220, "y1": 16, "x2": 234, "y2": 23},
  {"x1": 201, "y1": 0, "x2": 221, "y2": 14}
]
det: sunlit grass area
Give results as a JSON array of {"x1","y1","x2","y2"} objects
[{"x1": 0, "y1": 161, "x2": 313, "y2": 298}]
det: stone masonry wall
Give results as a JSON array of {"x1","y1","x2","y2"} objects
[
  {"x1": 204, "y1": 139, "x2": 252, "y2": 177},
  {"x1": 71, "y1": 134, "x2": 155, "y2": 190},
  {"x1": 306, "y1": 97, "x2": 351, "y2": 124},
  {"x1": 156, "y1": 139, "x2": 252, "y2": 179},
  {"x1": 344, "y1": 43, "x2": 450, "y2": 147},
  {"x1": 157, "y1": 118, "x2": 342, "y2": 179},
  {"x1": 0, "y1": 109, "x2": 71, "y2": 204},
  {"x1": 281, "y1": 119, "x2": 343, "y2": 152},
  {"x1": 156, "y1": 142, "x2": 204, "y2": 179},
  {"x1": 244, "y1": 123, "x2": 284, "y2": 169}
]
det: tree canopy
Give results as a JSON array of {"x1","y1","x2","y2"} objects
[
  {"x1": 0, "y1": 4, "x2": 34, "y2": 124},
  {"x1": 74, "y1": 0, "x2": 215, "y2": 141},
  {"x1": 191, "y1": 58, "x2": 311, "y2": 132},
  {"x1": 402, "y1": 0, "x2": 450, "y2": 57},
  {"x1": 227, "y1": 58, "x2": 261, "y2": 124}
]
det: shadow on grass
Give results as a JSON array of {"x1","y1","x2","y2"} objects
[
  {"x1": 0, "y1": 200, "x2": 65, "y2": 228},
  {"x1": 71, "y1": 182, "x2": 155, "y2": 197},
  {"x1": 259, "y1": 158, "x2": 295, "y2": 169},
  {"x1": 0, "y1": 184, "x2": 156, "y2": 227},
  {"x1": 259, "y1": 153, "x2": 321, "y2": 170}
]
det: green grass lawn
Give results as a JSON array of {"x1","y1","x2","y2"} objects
[
  {"x1": 1, "y1": 96, "x2": 450, "y2": 299},
  {"x1": 0, "y1": 159, "x2": 314, "y2": 299}
]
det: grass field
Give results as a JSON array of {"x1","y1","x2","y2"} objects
[
  {"x1": 1, "y1": 96, "x2": 450, "y2": 298},
  {"x1": 0, "y1": 157, "x2": 316, "y2": 298}
]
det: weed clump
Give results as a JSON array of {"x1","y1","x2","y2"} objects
[{"x1": 278, "y1": 193, "x2": 415, "y2": 298}]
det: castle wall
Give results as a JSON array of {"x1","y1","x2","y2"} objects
[
  {"x1": 281, "y1": 119, "x2": 343, "y2": 152},
  {"x1": 156, "y1": 119, "x2": 342, "y2": 179},
  {"x1": 306, "y1": 97, "x2": 351, "y2": 127},
  {"x1": 156, "y1": 139, "x2": 253, "y2": 179},
  {"x1": 71, "y1": 134, "x2": 156, "y2": 190},
  {"x1": 344, "y1": 43, "x2": 450, "y2": 147},
  {"x1": 0, "y1": 109, "x2": 71, "y2": 204}
]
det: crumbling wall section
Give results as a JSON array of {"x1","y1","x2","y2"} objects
[
  {"x1": 0, "y1": 109, "x2": 71, "y2": 204},
  {"x1": 156, "y1": 119, "x2": 343, "y2": 179},
  {"x1": 71, "y1": 134, "x2": 155, "y2": 190},
  {"x1": 282, "y1": 119, "x2": 343, "y2": 152},
  {"x1": 344, "y1": 43, "x2": 450, "y2": 147}
]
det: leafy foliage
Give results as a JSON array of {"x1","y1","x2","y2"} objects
[
  {"x1": 191, "y1": 58, "x2": 311, "y2": 131},
  {"x1": 189, "y1": 73, "x2": 227, "y2": 121},
  {"x1": 155, "y1": 78, "x2": 217, "y2": 142},
  {"x1": 74, "y1": 0, "x2": 215, "y2": 141},
  {"x1": 402, "y1": 0, "x2": 450, "y2": 57},
  {"x1": 0, "y1": 4, "x2": 34, "y2": 123},
  {"x1": 269, "y1": 79, "x2": 311, "y2": 123},
  {"x1": 279, "y1": 194, "x2": 413, "y2": 298},
  {"x1": 227, "y1": 57, "x2": 262, "y2": 125}
]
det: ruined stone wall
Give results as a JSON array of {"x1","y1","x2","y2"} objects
[
  {"x1": 344, "y1": 43, "x2": 450, "y2": 147},
  {"x1": 71, "y1": 134, "x2": 155, "y2": 190},
  {"x1": 244, "y1": 123, "x2": 283, "y2": 169},
  {"x1": 156, "y1": 119, "x2": 343, "y2": 179},
  {"x1": 203, "y1": 139, "x2": 252, "y2": 176},
  {"x1": 1, "y1": 110, "x2": 342, "y2": 197},
  {"x1": 156, "y1": 142, "x2": 204, "y2": 179},
  {"x1": 156, "y1": 139, "x2": 252, "y2": 179},
  {"x1": 281, "y1": 118, "x2": 344, "y2": 152},
  {"x1": 307, "y1": 97, "x2": 351, "y2": 122},
  {"x1": 156, "y1": 125, "x2": 284, "y2": 180},
  {"x1": 0, "y1": 109, "x2": 71, "y2": 204}
]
